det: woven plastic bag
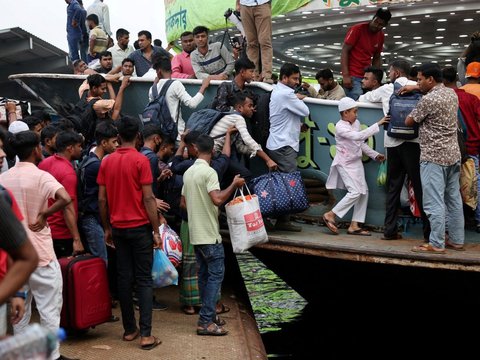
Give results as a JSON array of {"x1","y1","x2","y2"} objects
[
  {"x1": 152, "y1": 249, "x2": 178, "y2": 288},
  {"x1": 159, "y1": 224, "x2": 182, "y2": 268},
  {"x1": 226, "y1": 187, "x2": 268, "y2": 253}
]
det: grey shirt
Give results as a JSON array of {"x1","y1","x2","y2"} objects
[{"x1": 190, "y1": 42, "x2": 235, "y2": 79}]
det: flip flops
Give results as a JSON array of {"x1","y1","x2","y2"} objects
[
  {"x1": 216, "y1": 303, "x2": 230, "y2": 315},
  {"x1": 322, "y1": 215, "x2": 338, "y2": 235},
  {"x1": 140, "y1": 336, "x2": 162, "y2": 350},
  {"x1": 197, "y1": 323, "x2": 228, "y2": 336},
  {"x1": 411, "y1": 243, "x2": 446, "y2": 254},
  {"x1": 445, "y1": 241, "x2": 465, "y2": 251},
  {"x1": 347, "y1": 229, "x2": 371, "y2": 236}
]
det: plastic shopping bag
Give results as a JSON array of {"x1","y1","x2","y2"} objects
[
  {"x1": 408, "y1": 181, "x2": 421, "y2": 218},
  {"x1": 152, "y1": 249, "x2": 178, "y2": 288},
  {"x1": 377, "y1": 160, "x2": 387, "y2": 187},
  {"x1": 159, "y1": 224, "x2": 183, "y2": 268},
  {"x1": 226, "y1": 186, "x2": 268, "y2": 253}
]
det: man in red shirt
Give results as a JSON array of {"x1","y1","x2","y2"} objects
[
  {"x1": 341, "y1": 7, "x2": 391, "y2": 100},
  {"x1": 38, "y1": 131, "x2": 85, "y2": 258},
  {"x1": 98, "y1": 115, "x2": 161, "y2": 350}
]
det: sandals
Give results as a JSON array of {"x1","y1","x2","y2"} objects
[
  {"x1": 347, "y1": 229, "x2": 371, "y2": 236},
  {"x1": 216, "y1": 303, "x2": 230, "y2": 315},
  {"x1": 140, "y1": 336, "x2": 162, "y2": 350},
  {"x1": 445, "y1": 241, "x2": 465, "y2": 251},
  {"x1": 181, "y1": 305, "x2": 198, "y2": 315},
  {"x1": 411, "y1": 243, "x2": 446, "y2": 254},
  {"x1": 322, "y1": 215, "x2": 338, "y2": 235},
  {"x1": 214, "y1": 315, "x2": 226, "y2": 326},
  {"x1": 197, "y1": 322, "x2": 228, "y2": 336}
]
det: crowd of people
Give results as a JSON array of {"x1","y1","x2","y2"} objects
[{"x1": 0, "y1": 1, "x2": 479, "y2": 357}]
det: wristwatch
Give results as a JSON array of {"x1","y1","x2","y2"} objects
[{"x1": 13, "y1": 290, "x2": 28, "y2": 300}]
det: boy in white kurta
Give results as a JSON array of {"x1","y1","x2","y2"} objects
[{"x1": 323, "y1": 97, "x2": 388, "y2": 235}]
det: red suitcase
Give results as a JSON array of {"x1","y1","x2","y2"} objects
[{"x1": 59, "y1": 255, "x2": 112, "y2": 330}]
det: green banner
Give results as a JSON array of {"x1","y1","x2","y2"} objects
[{"x1": 164, "y1": 0, "x2": 310, "y2": 42}]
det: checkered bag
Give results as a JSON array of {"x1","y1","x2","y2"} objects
[{"x1": 251, "y1": 171, "x2": 309, "y2": 217}]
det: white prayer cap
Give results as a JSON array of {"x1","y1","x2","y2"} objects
[{"x1": 338, "y1": 97, "x2": 358, "y2": 112}]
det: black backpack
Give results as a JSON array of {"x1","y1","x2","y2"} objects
[
  {"x1": 387, "y1": 82, "x2": 422, "y2": 140},
  {"x1": 250, "y1": 91, "x2": 272, "y2": 148},
  {"x1": 142, "y1": 80, "x2": 178, "y2": 140},
  {"x1": 76, "y1": 155, "x2": 98, "y2": 216},
  {"x1": 185, "y1": 109, "x2": 229, "y2": 135}
]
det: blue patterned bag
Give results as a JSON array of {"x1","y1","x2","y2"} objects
[{"x1": 250, "y1": 171, "x2": 309, "y2": 217}]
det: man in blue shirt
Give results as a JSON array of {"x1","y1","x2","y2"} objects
[
  {"x1": 128, "y1": 30, "x2": 171, "y2": 77},
  {"x1": 65, "y1": 0, "x2": 86, "y2": 62},
  {"x1": 266, "y1": 63, "x2": 310, "y2": 232}
]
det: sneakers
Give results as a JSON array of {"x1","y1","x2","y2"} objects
[{"x1": 275, "y1": 221, "x2": 302, "y2": 232}]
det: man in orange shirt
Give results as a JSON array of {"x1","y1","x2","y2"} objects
[{"x1": 461, "y1": 61, "x2": 480, "y2": 100}]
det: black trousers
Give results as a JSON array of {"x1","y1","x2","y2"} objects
[{"x1": 383, "y1": 142, "x2": 430, "y2": 239}]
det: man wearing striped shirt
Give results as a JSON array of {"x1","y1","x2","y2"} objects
[
  {"x1": 190, "y1": 26, "x2": 235, "y2": 80},
  {"x1": 209, "y1": 93, "x2": 277, "y2": 183}
]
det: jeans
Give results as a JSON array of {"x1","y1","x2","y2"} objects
[
  {"x1": 67, "y1": 34, "x2": 82, "y2": 61},
  {"x1": 469, "y1": 154, "x2": 480, "y2": 223},
  {"x1": 80, "y1": 215, "x2": 108, "y2": 263},
  {"x1": 420, "y1": 161, "x2": 464, "y2": 248},
  {"x1": 194, "y1": 243, "x2": 225, "y2": 327},
  {"x1": 112, "y1": 224, "x2": 154, "y2": 337},
  {"x1": 344, "y1": 76, "x2": 363, "y2": 101}
]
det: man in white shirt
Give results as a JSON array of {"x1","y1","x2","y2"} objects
[
  {"x1": 149, "y1": 56, "x2": 211, "y2": 142},
  {"x1": 266, "y1": 63, "x2": 310, "y2": 232},
  {"x1": 358, "y1": 60, "x2": 430, "y2": 241},
  {"x1": 107, "y1": 28, "x2": 134, "y2": 69},
  {"x1": 87, "y1": 0, "x2": 111, "y2": 37}
]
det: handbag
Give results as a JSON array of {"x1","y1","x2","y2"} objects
[
  {"x1": 225, "y1": 186, "x2": 268, "y2": 253},
  {"x1": 250, "y1": 171, "x2": 309, "y2": 217},
  {"x1": 152, "y1": 249, "x2": 178, "y2": 288},
  {"x1": 159, "y1": 224, "x2": 183, "y2": 268},
  {"x1": 377, "y1": 160, "x2": 387, "y2": 187}
]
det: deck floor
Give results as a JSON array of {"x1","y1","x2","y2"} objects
[{"x1": 250, "y1": 220, "x2": 480, "y2": 271}]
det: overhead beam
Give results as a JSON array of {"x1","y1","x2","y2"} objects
[
  {"x1": 0, "y1": 37, "x2": 33, "y2": 58},
  {"x1": 0, "y1": 56, "x2": 70, "y2": 81}
]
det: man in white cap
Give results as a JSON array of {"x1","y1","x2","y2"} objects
[{"x1": 322, "y1": 97, "x2": 388, "y2": 235}]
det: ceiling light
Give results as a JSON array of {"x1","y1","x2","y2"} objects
[
  {"x1": 451, "y1": 43, "x2": 459, "y2": 46},
  {"x1": 286, "y1": 18, "x2": 291, "y2": 21},
  {"x1": 416, "y1": 42, "x2": 423, "y2": 44},
  {"x1": 425, "y1": 15, "x2": 430, "y2": 18},
  {"x1": 333, "y1": 43, "x2": 341, "y2": 46},
  {"x1": 334, "y1": 62, "x2": 340, "y2": 65},
  {"x1": 401, "y1": 17, "x2": 407, "y2": 20},
  {"x1": 294, "y1": 47, "x2": 300, "y2": 49},
  {"x1": 414, "y1": 36, "x2": 422, "y2": 39},
  {"x1": 301, "y1": 11, "x2": 312, "y2": 14},
  {"x1": 445, "y1": 59, "x2": 452, "y2": 62},
  {"x1": 450, "y1": 12, "x2": 455, "y2": 15},
  {"x1": 327, "y1": 27, "x2": 332, "y2": 30},
  {"x1": 390, "y1": 23, "x2": 399, "y2": 27},
  {"x1": 411, "y1": 20, "x2": 420, "y2": 24},
  {"x1": 277, "y1": 14, "x2": 285, "y2": 17},
  {"x1": 395, "y1": 41, "x2": 403, "y2": 44},
  {"x1": 464, "y1": 18, "x2": 474, "y2": 21},
  {"x1": 317, "y1": 44, "x2": 324, "y2": 46},
  {"x1": 321, "y1": 61, "x2": 327, "y2": 64},
  {"x1": 302, "y1": 16, "x2": 307, "y2": 19},
  {"x1": 309, "y1": 60, "x2": 315, "y2": 62},
  {"x1": 437, "y1": 19, "x2": 447, "y2": 22},
  {"x1": 437, "y1": 28, "x2": 445, "y2": 31},
  {"x1": 435, "y1": 36, "x2": 444, "y2": 39},
  {"x1": 313, "y1": 29, "x2": 318, "y2": 32},
  {"x1": 459, "y1": 34, "x2": 468, "y2": 38},
  {"x1": 435, "y1": 42, "x2": 443, "y2": 45},
  {"x1": 304, "y1": 45, "x2": 310, "y2": 48},
  {"x1": 393, "y1": 35, "x2": 402, "y2": 38}
]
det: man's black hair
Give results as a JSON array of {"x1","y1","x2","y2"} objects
[
  {"x1": 94, "y1": 121, "x2": 118, "y2": 145},
  {"x1": 133, "y1": 40, "x2": 140, "y2": 49},
  {"x1": 153, "y1": 39, "x2": 162, "y2": 47},
  {"x1": 410, "y1": 66, "x2": 418, "y2": 80},
  {"x1": 160, "y1": 134, "x2": 175, "y2": 147},
  {"x1": 87, "y1": 73, "x2": 106, "y2": 88},
  {"x1": 86, "y1": 14, "x2": 99, "y2": 25},
  {"x1": 31, "y1": 110, "x2": 51, "y2": 122},
  {"x1": 142, "y1": 123, "x2": 162, "y2": 140},
  {"x1": 56, "y1": 118, "x2": 75, "y2": 132},
  {"x1": 374, "y1": 8, "x2": 391, "y2": 23},
  {"x1": 180, "y1": 31, "x2": 193, "y2": 38},
  {"x1": 138, "y1": 30, "x2": 152, "y2": 40},
  {"x1": 40, "y1": 124, "x2": 58, "y2": 146},
  {"x1": 315, "y1": 68, "x2": 334, "y2": 81},
  {"x1": 195, "y1": 134, "x2": 214, "y2": 154},
  {"x1": 235, "y1": 57, "x2": 255, "y2": 74},
  {"x1": 280, "y1": 63, "x2": 300, "y2": 79},
  {"x1": 22, "y1": 116, "x2": 42, "y2": 131},
  {"x1": 55, "y1": 131, "x2": 83, "y2": 153},
  {"x1": 389, "y1": 60, "x2": 411, "y2": 77},
  {"x1": 99, "y1": 51, "x2": 112, "y2": 60},
  {"x1": 418, "y1": 63, "x2": 443, "y2": 82},
  {"x1": 121, "y1": 58, "x2": 134, "y2": 66},
  {"x1": 117, "y1": 116, "x2": 140, "y2": 142},
  {"x1": 11, "y1": 131, "x2": 40, "y2": 161},
  {"x1": 184, "y1": 130, "x2": 202, "y2": 145},
  {"x1": 232, "y1": 93, "x2": 252, "y2": 108},
  {"x1": 442, "y1": 67, "x2": 457, "y2": 83},
  {"x1": 193, "y1": 26, "x2": 209, "y2": 36},
  {"x1": 152, "y1": 55, "x2": 172, "y2": 72},
  {"x1": 364, "y1": 66, "x2": 384, "y2": 83},
  {"x1": 116, "y1": 28, "x2": 129, "y2": 40}
]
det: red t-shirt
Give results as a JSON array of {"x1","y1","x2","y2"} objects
[
  {"x1": 0, "y1": 189, "x2": 24, "y2": 280},
  {"x1": 97, "y1": 147, "x2": 153, "y2": 229},
  {"x1": 344, "y1": 22, "x2": 384, "y2": 78},
  {"x1": 454, "y1": 88, "x2": 480, "y2": 155},
  {"x1": 38, "y1": 155, "x2": 78, "y2": 239}
]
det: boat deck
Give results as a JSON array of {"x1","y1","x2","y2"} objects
[{"x1": 241, "y1": 220, "x2": 480, "y2": 272}]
